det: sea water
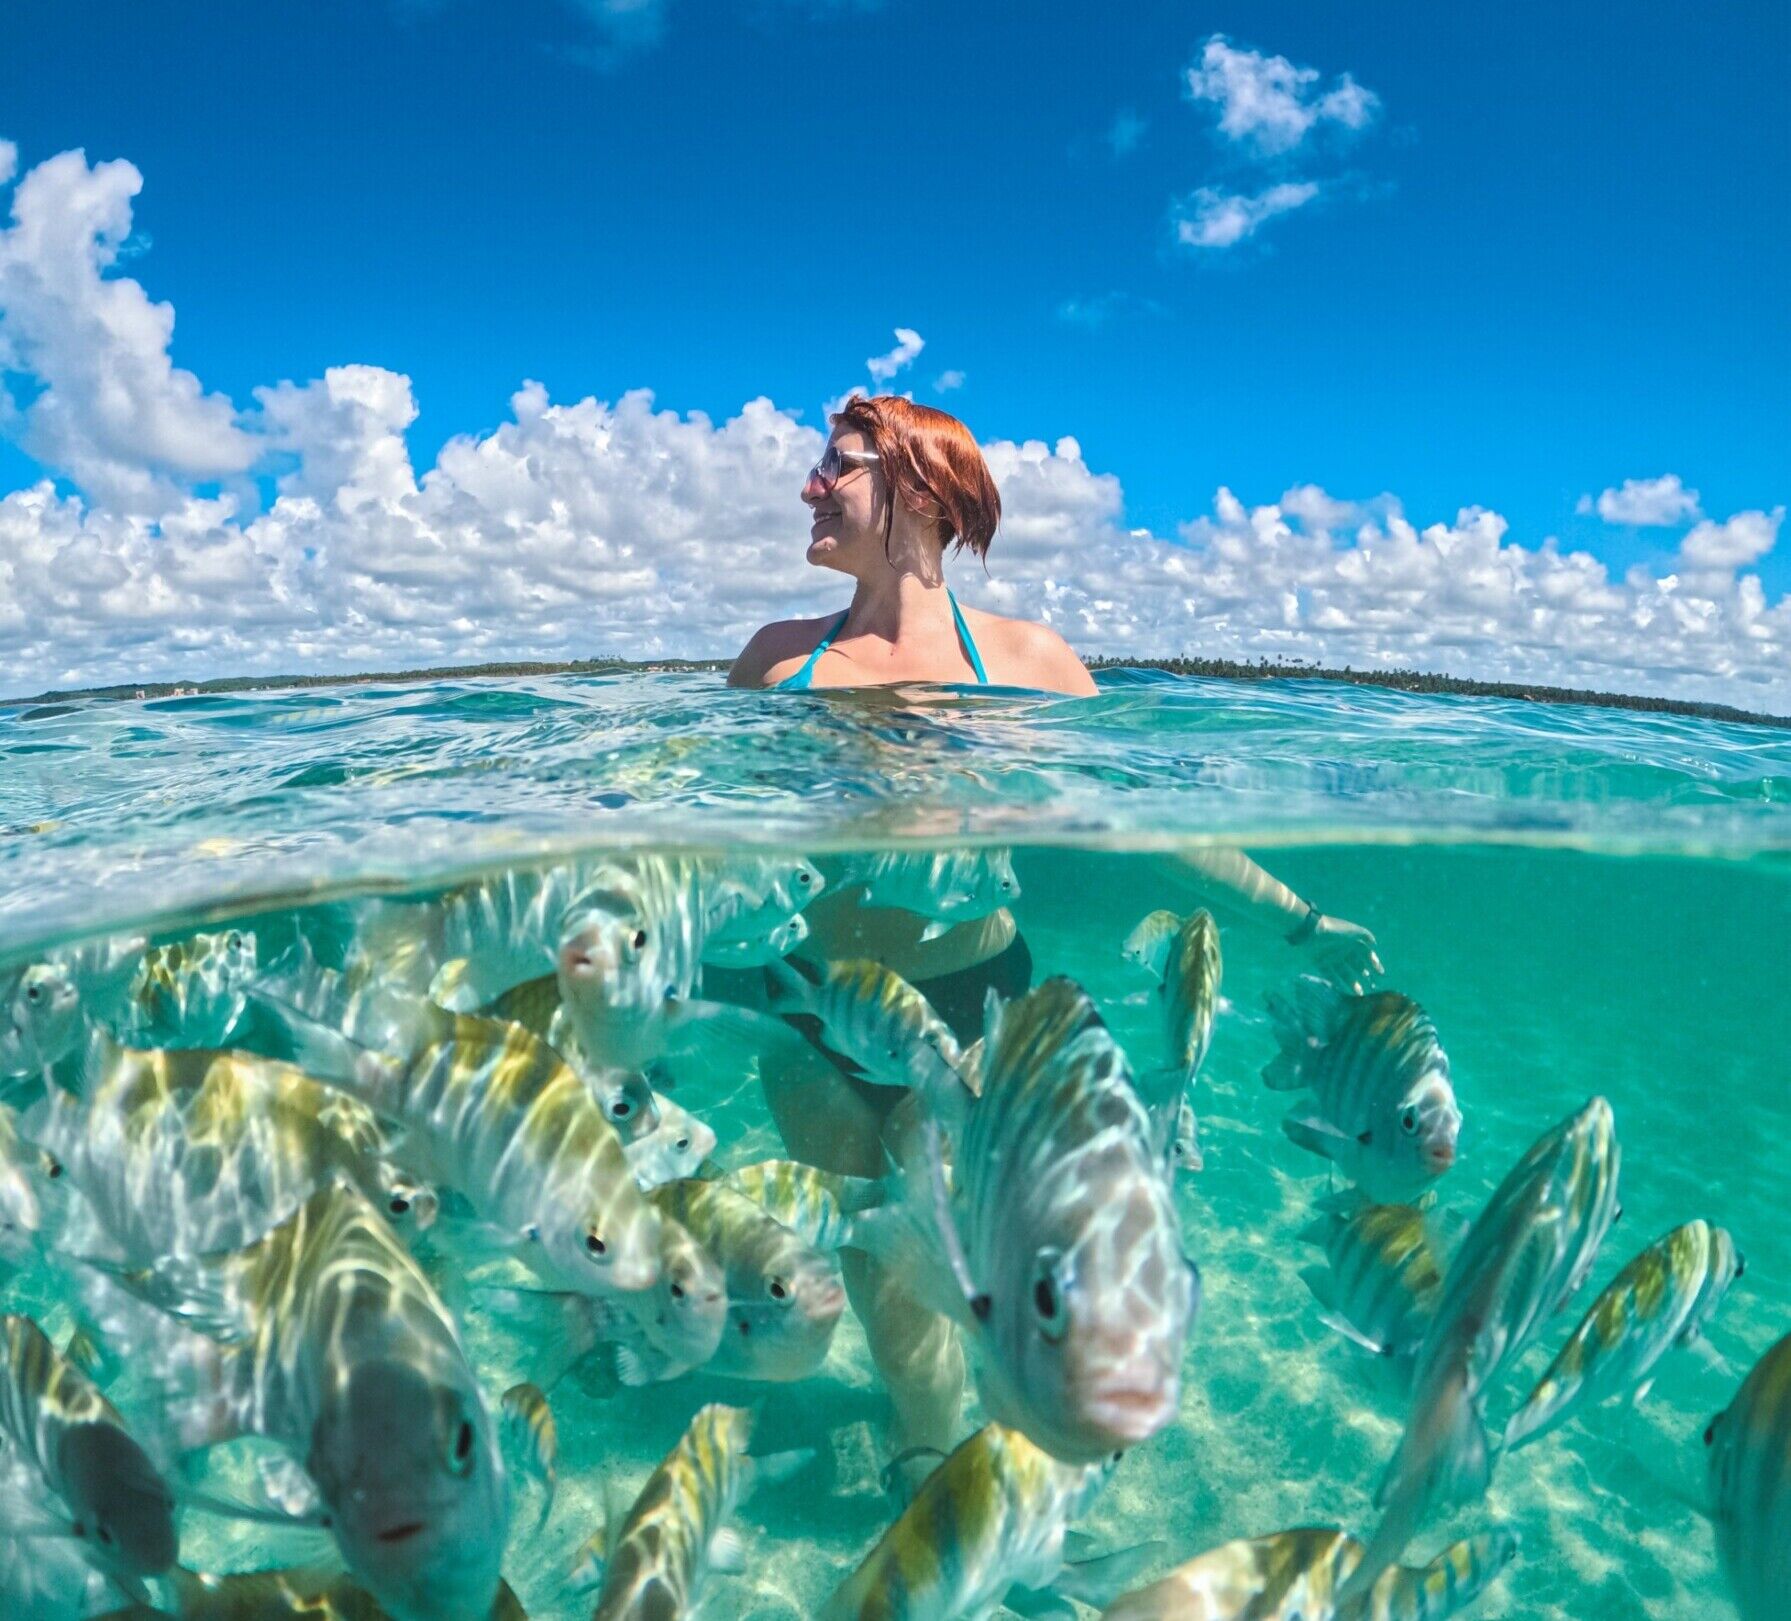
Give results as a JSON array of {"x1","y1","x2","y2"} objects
[{"x1": 1, "y1": 669, "x2": 1787, "y2": 1619}]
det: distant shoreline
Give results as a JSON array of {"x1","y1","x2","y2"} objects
[{"x1": 4, "y1": 655, "x2": 1785, "y2": 731}]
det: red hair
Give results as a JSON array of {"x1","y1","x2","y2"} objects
[{"x1": 830, "y1": 395, "x2": 1001, "y2": 559}]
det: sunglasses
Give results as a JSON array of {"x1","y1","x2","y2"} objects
[{"x1": 808, "y1": 445, "x2": 879, "y2": 493}]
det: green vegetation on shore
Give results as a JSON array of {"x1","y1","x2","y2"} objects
[{"x1": 5, "y1": 654, "x2": 1784, "y2": 730}]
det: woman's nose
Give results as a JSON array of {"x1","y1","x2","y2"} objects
[{"x1": 801, "y1": 468, "x2": 827, "y2": 504}]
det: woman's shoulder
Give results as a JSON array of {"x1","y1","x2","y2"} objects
[
  {"x1": 957, "y1": 604, "x2": 1099, "y2": 696},
  {"x1": 727, "y1": 612, "x2": 842, "y2": 688}
]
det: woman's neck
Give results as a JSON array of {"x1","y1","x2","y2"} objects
[{"x1": 843, "y1": 565, "x2": 953, "y2": 643}]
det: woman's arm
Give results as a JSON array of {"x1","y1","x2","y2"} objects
[{"x1": 1170, "y1": 847, "x2": 1382, "y2": 991}]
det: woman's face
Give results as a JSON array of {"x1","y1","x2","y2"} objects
[{"x1": 802, "y1": 427, "x2": 885, "y2": 574}]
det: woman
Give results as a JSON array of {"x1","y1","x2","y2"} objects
[
  {"x1": 728, "y1": 395, "x2": 1098, "y2": 696},
  {"x1": 722, "y1": 399, "x2": 1380, "y2": 1490}
]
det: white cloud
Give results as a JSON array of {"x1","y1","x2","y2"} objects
[
  {"x1": 865, "y1": 327, "x2": 925, "y2": 384},
  {"x1": 933, "y1": 369, "x2": 966, "y2": 393},
  {"x1": 1174, "y1": 182, "x2": 1319, "y2": 249},
  {"x1": 0, "y1": 139, "x2": 1786, "y2": 711},
  {"x1": 0, "y1": 147, "x2": 258, "y2": 516},
  {"x1": 1185, "y1": 36, "x2": 1379, "y2": 156},
  {"x1": 0, "y1": 141, "x2": 16, "y2": 187},
  {"x1": 1581, "y1": 473, "x2": 1703, "y2": 526}
]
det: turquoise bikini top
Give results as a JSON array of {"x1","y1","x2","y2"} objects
[{"x1": 776, "y1": 590, "x2": 989, "y2": 691}]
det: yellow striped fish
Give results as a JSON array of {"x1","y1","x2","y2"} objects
[
  {"x1": 1505, "y1": 1218, "x2": 1741, "y2": 1451},
  {"x1": 123, "y1": 929, "x2": 258, "y2": 1047},
  {"x1": 1706, "y1": 1329, "x2": 1791, "y2": 1621},
  {"x1": 1297, "y1": 1191, "x2": 1445, "y2": 1362},
  {"x1": 1122, "y1": 909, "x2": 1182, "y2": 980},
  {"x1": 861, "y1": 977, "x2": 1197, "y2": 1464},
  {"x1": 1099, "y1": 1525, "x2": 1519, "y2": 1620},
  {"x1": 1341, "y1": 1098, "x2": 1619, "y2": 1606},
  {"x1": 500, "y1": 1381, "x2": 557, "y2": 1529},
  {"x1": 90, "y1": 1567, "x2": 529, "y2": 1619},
  {"x1": 246, "y1": 966, "x2": 661, "y2": 1297},
  {"x1": 765, "y1": 956, "x2": 963, "y2": 1094},
  {"x1": 840, "y1": 848, "x2": 1020, "y2": 940},
  {"x1": 721, "y1": 1157, "x2": 886, "y2": 1252},
  {"x1": 0, "y1": 1313, "x2": 177, "y2": 1587},
  {"x1": 582, "y1": 1403, "x2": 810, "y2": 1618},
  {"x1": 649, "y1": 1178, "x2": 845, "y2": 1381},
  {"x1": 1140, "y1": 910, "x2": 1221, "y2": 1174},
  {"x1": 36, "y1": 1037, "x2": 431, "y2": 1263},
  {"x1": 822, "y1": 1421, "x2": 1147, "y2": 1620},
  {"x1": 88, "y1": 1185, "x2": 507, "y2": 1621},
  {"x1": 1264, "y1": 978, "x2": 1459, "y2": 1203}
]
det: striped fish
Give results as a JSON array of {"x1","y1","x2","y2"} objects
[
  {"x1": 1706, "y1": 1330, "x2": 1791, "y2": 1621},
  {"x1": 583, "y1": 1403, "x2": 809, "y2": 1618},
  {"x1": 1122, "y1": 910, "x2": 1182, "y2": 981},
  {"x1": 702, "y1": 855, "x2": 823, "y2": 963},
  {"x1": 1099, "y1": 1525, "x2": 1519, "y2": 1620},
  {"x1": 0, "y1": 1314, "x2": 177, "y2": 1586},
  {"x1": 89, "y1": 1185, "x2": 507, "y2": 1621},
  {"x1": 766, "y1": 957, "x2": 963, "y2": 1095},
  {"x1": 702, "y1": 908, "x2": 810, "y2": 969},
  {"x1": 556, "y1": 856, "x2": 713, "y2": 1068},
  {"x1": 0, "y1": 1102, "x2": 67, "y2": 1270},
  {"x1": 822, "y1": 1421, "x2": 1146, "y2": 1620},
  {"x1": 245, "y1": 968, "x2": 661, "y2": 1297},
  {"x1": 122, "y1": 930, "x2": 258, "y2": 1048},
  {"x1": 580, "y1": 1208, "x2": 729, "y2": 1385},
  {"x1": 1298, "y1": 1192, "x2": 1445, "y2": 1362},
  {"x1": 477, "y1": 977, "x2": 718, "y2": 1188},
  {"x1": 841, "y1": 848, "x2": 1020, "y2": 940},
  {"x1": 864, "y1": 977, "x2": 1197, "y2": 1464},
  {"x1": 500, "y1": 1382, "x2": 557, "y2": 1529},
  {"x1": 1264, "y1": 978, "x2": 1459, "y2": 1203},
  {"x1": 0, "y1": 960, "x2": 83, "y2": 1078},
  {"x1": 35, "y1": 1038, "x2": 432, "y2": 1264},
  {"x1": 721, "y1": 1158, "x2": 886, "y2": 1251},
  {"x1": 1505, "y1": 1219, "x2": 1742, "y2": 1451},
  {"x1": 1341, "y1": 1097, "x2": 1619, "y2": 1606},
  {"x1": 1161, "y1": 910, "x2": 1222, "y2": 1084},
  {"x1": 648, "y1": 1178, "x2": 845, "y2": 1381}
]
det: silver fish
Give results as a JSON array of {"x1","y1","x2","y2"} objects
[
  {"x1": 702, "y1": 856, "x2": 824, "y2": 963},
  {"x1": 1143, "y1": 911, "x2": 1221, "y2": 1168},
  {"x1": 1122, "y1": 910, "x2": 1183, "y2": 981},
  {"x1": 822, "y1": 1421, "x2": 1147, "y2": 1620},
  {"x1": 246, "y1": 968, "x2": 661, "y2": 1297},
  {"x1": 700, "y1": 908, "x2": 810, "y2": 969},
  {"x1": 842, "y1": 848, "x2": 1020, "y2": 939},
  {"x1": 0, "y1": 1102, "x2": 67, "y2": 1270},
  {"x1": 765, "y1": 957, "x2": 963, "y2": 1095},
  {"x1": 866, "y1": 977, "x2": 1198, "y2": 1464},
  {"x1": 89, "y1": 1186, "x2": 507, "y2": 1621},
  {"x1": 0, "y1": 960, "x2": 83, "y2": 1079},
  {"x1": 582, "y1": 1403, "x2": 810, "y2": 1618},
  {"x1": 1706, "y1": 1329, "x2": 1791, "y2": 1621},
  {"x1": 648, "y1": 1178, "x2": 846, "y2": 1381},
  {"x1": 1264, "y1": 978, "x2": 1459, "y2": 1202},
  {"x1": 1504, "y1": 1219, "x2": 1741, "y2": 1451},
  {"x1": 1341, "y1": 1097, "x2": 1619, "y2": 1605},
  {"x1": 121, "y1": 930, "x2": 258, "y2": 1048},
  {"x1": 1168, "y1": 1098, "x2": 1204, "y2": 1176},
  {"x1": 1100, "y1": 1525, "x2": 1520, "y2": 1620},
  {"x1": 0, "y1": 1313, "x2": 178, "y2": 1587},
  {"x1": 1297, "y1": 1191, "x2": 1445, "y2": 1362}
]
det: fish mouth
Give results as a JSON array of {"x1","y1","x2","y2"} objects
[
  {"x1": 1426, "y1": 1140, "x2": 1457, "y2": 1171},
  {"x1": 374, "y1": 1520, "x2": 427, "y2": 1545},
  {"x1": 1081, "y1": 1374, "x2": 1178, "y2": 1442}
]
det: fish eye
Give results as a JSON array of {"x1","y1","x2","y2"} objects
[
  {"x1": 1030, "y1": 1250, "x2": 1069, "y2": 1341},
  {"x1": 669, "y1": 1282, "x2": 685, "y2": 1300},
  {"x1": 388, "y1": 1195, "x2": 410, "y2": 1215},
  {"x1": 1400, "y1": 1106, "x2": 1419, "y2": 1135},
  {"x1": 25, "y1": 983, "x2": 41, "y2": 1004},
  {"x1": 450, "y1": 1420, "x2": 476, "y2": 1475},
  {"x1": 96, "y1": 1525, "x2": 114, "y2": 1547},
  {"x1": 631, "y1": 929, "x2": 648, "y2": 951},
  {"x1": 1704, "y1": 1420, "x2": 1717, "y2": 1446},
  {"x1": 45, "y1": 1157, "x2": 63, "y2": 1180},
  {"x1": 676, "y1": 1137, "x2": 690, "y2": 1151},
  {"x1": 768, "y1": 1278, "x2": 790, "y2": 1304},
  {"x1": 797, "y1": 871, "x2": 813, "y2": 887},
  {"x1": 586, "y1": 1234, "x2": 607, "y2": 1257},
  {"x1": 612, "y1": 1098, "x2": 632, "y2": 1118},
  {"x1": 226, "y1": 931, "x2": 244, "y2": 951}
]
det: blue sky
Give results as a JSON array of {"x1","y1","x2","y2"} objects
[{"x1": 0, "y1": 0, "x2": 1787, "y2": 701}]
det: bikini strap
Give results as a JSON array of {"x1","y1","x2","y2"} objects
[
  {"x1": 947, "y1": 590, "x2": 990, "y2": 684},
  {"x1": 780, "y1": 611, "x2": 850, "y2": 690}
]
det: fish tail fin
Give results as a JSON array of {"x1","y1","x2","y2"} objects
[
  {"x1": 1283, "y1": 1112, "x2": 1351, "y2": 1163},
  {"x1": 1263, "y1": 975, "x2": 1350, "y2": 1090},
  {"x1": 761, "y1": 956, "x2": 817, "y2": 1015},
  {"x1": 1298, "y1": 1262, "x2": 1338, "y2": 1312},
  {"x1": 1047, "y1": 1540, "x2": 1166, "y2": 1609}
]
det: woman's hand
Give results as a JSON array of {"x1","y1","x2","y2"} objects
[{"x1": 1296, "y1": 912, "x2": 1383, "y2": 993}]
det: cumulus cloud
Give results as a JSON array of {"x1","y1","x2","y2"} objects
[
  {"x1": 1184, "y1": 36, "x2": 1379, "y2": 156},
  {"x1": 0, "y1": 147, "x2": 258, "y2": 516},
  {"x1": 1579, "y1": 473, "x2": 1702, "y2": 526},
  {"x1": 0, "y1": 138, "x2": 1786, "y2": 711},
  {"x1": 865, "y1": 327, "x2": 925, "y2": 384},
  {"x1": 933, "y1": 369, "x2": 966, "y2": 393},
  {"x1": 1174, "y1": 182, "x2": 1319, "y2": 249}
]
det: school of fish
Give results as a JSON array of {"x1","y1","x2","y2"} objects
[{"x1": 0, "y1": 844, "x2": 1773, "y2": 1619}]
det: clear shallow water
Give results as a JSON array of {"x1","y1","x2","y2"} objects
[{"x1": 2, "y1": 671, "x2": 1789, "y2": 1619}]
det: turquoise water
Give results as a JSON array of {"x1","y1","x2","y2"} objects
[{"x1": 2, "y1": 671, "x2": 1789, "y2": 1618}]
